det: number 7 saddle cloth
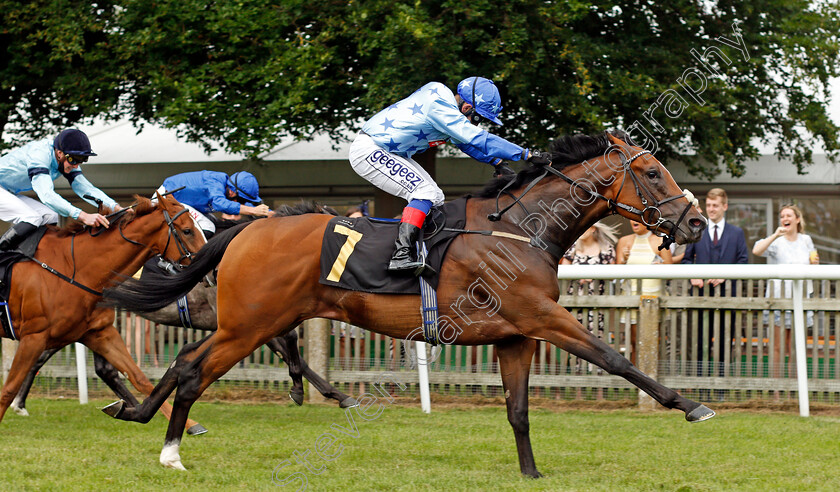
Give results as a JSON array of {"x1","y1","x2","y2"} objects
[{"x1": 318, "y1": 197, "x2": 467, "y2": 294}]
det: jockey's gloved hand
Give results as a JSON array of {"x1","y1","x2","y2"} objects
[
  {"x1": 524, "y1": 149, "x2": 552, "y2": 167},
  {"x1": 493, "y1": 163, "x2": 516, "y2": 178}
]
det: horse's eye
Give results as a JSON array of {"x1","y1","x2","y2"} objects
[
  {"x1": 183, "y1": 228, "x2": 192, "y2": 236},
  {"x1": 646, "y1": 171, "x2": 658, "y2": 179}
]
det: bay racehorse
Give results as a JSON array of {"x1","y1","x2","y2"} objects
[
  {"x1": 10, "y1": 202, "x2": 356, "y2": 416},
  {"x1": 0, "y1": 195, "x2": 208, "y2": 433},
  {"x1": 11, "y1": 282, "x2": 356, "y2": 414},
  {"x1": 102, "y1": 132, "x2": 712, "y2": 475}
]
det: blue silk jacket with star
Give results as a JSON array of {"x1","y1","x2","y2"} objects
[{"x1": 361, "y1": 82, "x2": 524, "y2": 165}]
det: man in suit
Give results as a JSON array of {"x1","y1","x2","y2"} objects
[{"x1": 682, "y1": 188, "x2": 749, "y2": 397}]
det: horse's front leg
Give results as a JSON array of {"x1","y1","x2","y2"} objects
[
  {"x1": 528, "y1": 302, "x2": 714, "y2": 422},
  {"x1": 92, "y1": 351, "x2": 140, "y2": 407},
  {"x1": 12, "y1": 347, "x2": 61, "y2": 416},
  {"x1": 80, "y1": 325, "x2": 208, "y2": 435},
  {"x1": 496, "y1": 337, "x2": 541, "y2": 478},
  {"x1": 0, "y1": 333, "x2": 48, "y2": 423}
]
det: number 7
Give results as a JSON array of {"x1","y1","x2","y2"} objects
[{"x1": 326, "y1": 224, "x2": 364, "y2": 282}]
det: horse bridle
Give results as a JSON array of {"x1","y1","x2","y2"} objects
[
  {"x1": 28, "y1": 205, "x2": 196, "y2": 298},
  {"x1": 596, "y1": 149, "x2": 698, "y2": 250},
  {"x1": 490, "y1": 147, "x2": 698, "y2": 250},
  {"x1": 90, "y1": 204, "x2": 195, "y2": 265},
  {"x1": 161, "y1": 208, "x2": 195, "y2": 265}
]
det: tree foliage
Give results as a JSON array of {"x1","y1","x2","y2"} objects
[
  {"x1": 3, "y1": 1, "x2": 839, "y2": 177},
  {"x1": 0, "y1": 0, "x2": 122, "y2": 149}
]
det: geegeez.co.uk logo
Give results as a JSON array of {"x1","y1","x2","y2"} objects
[{"x1": 367, "y1": 150, "x2": 423, "y2": 192}]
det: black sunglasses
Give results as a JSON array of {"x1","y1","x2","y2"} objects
[{"x1": 66, "y1": 154, "x2": 88, "y2": 165}]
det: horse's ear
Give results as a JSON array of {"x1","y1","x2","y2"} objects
[
  {"x1": 155, "y1": 191, "x2": 170, "y2": 211},
  {"x1": 607, "y1": 132, "x2": 627, "y2": 146}
]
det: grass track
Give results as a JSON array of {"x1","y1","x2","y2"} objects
[{"x1": 2, "y1": 398, "x2": 840, "y2": 491}]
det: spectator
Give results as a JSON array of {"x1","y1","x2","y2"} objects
[
  {"x1": 345, "y1": 207, "x2": 364, "y2": 219},
  {"x1": 616, "y1": 220, "x2": 672, "y2": 364},
  {"x1": 126, "y1": 268, "x2": 158, "y2": 367},
  {"x1": 157, "y1": 170, "x2": 270, "y2": 239},
  {"x1": 752, "y1": 204, "x2": 818, "y2": 381},
  {"x1": 345, "y1": 200, "x2": 370, "y2": 219},
  {"x1": 559, "y1": 222, "x2": 618, "y2": 384},
  {"x1": 560, "y1": 222, "x2": 618, "y2": 333},
  {"x1": 0, "y1": 129, "x2": 120, "y2": 251},
  {"x1": 682, "y1": 188, "x2": 748, "y2": 392}
]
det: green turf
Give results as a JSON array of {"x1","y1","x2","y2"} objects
[{"x1": 3, "y1": 398, "x2": 840, "y2": 491}]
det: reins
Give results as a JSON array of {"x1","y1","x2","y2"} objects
[
  {"x1": 484, "y1": 147, "x2": 697, "y2": 253},
  {"x1": 24, "y1": 194, "x2": 196, "y2": 297}
]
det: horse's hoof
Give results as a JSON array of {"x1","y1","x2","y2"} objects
[
  {"x1": 686, "y1": 404, "x2": 716, "y2": 422},
  {"x1": 12, "y1": 406, "x2": 29, "y2": 417},
  {"x1": 289, "y1": 391, "x2": 304, "y2": 406},
  {"x1": 339, "y1": 397, "x2": 358, "y2": 408},
  {"x1": 101, "y1": 400, "x2": 125, "y2": 418},
  {"x1": 160, "y1": 444, "x2": 187, "y2": 471},
  {"x1": 186, "y1": 423, "x2": 208, "y2": 436},
  {"x1": 522, "y1": 470, "x2": 543, "y2": 479}
]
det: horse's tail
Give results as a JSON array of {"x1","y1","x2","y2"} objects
[{"x1": 102, "y1": 222, "x2": 251, "y2": 312}]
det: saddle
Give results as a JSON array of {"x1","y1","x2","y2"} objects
[
  {"x1": 0, "y1": 226, "x2": 48, "y2": 339},
  {"x1": 318, "y1": 198, "x2": 467, "y2": 294}
]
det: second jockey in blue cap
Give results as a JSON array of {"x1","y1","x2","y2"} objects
[
  {"x1": 349, "y1": 76, "x2": 552, "y2": 275},
  {"x1": 158, "y1": 170, "x2": 270, "y2": 239}
]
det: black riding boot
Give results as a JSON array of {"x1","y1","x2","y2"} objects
[
  {"x1": 0, "y1": 222, "x2": 38, "y2": 252},
  {"x1": 388, "y1": 222, "x2": 426, "y2": 275}
]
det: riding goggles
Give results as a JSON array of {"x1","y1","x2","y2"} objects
[{"x1": 66, "y1": 153, "x2": 89, "y2": 165}]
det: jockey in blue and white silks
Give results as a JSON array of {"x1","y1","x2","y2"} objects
[
  {"x1": 0, "y1": 129, "x2": 120, "y2": 251},
  {"x1": 349, "y1": 76, "x2": 552, "y2": 274},
  {"x1": 157, "y1": 170, "x2": 270, "y2": 238}
]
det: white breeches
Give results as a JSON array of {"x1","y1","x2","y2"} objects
[
  {"x1": 0, "y1": 188, "x2": 59, "y2": 226},
  {"x1": 349, "y1": 132, "x2": 445, "y2": 206}
]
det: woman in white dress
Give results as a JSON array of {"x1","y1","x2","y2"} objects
[{"x1": 752, "y1": 204, "x2": 819, "y2": 379}]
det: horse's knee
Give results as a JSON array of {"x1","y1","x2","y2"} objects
[
  {"x1": 174, "y1": 347, "x2": 212, "y2": 402},
  {"x1": 602, "y1": 350, "x2": 632, "y2": 374},
  {"x1": 505, "y1": 401, "x2": 530, "y2": 434},
  {"x1": 508, "y1": 411, "x2": 529, "y2": 434},
  {"x1": 94, "y1": 357, "x2": 120, "y2": 381}
]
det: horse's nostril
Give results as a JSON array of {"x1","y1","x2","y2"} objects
[{"x1": 689, "y1": 218, "x2": 704, "y2": 229}]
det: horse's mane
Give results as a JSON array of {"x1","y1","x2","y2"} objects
[
  {"x1": 53, "y1": 196, "x2": 155, "y2": 238},
  {"x1": 474, "y1": 130, "x2": 631, "y2": 198},
  {"x1": 272, "y1": 200, "x2": 339, "y2": 217}
]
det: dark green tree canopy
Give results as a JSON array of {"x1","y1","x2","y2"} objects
[{"x1": 3, "y1": 1, "x2": 839, "y2": 178}]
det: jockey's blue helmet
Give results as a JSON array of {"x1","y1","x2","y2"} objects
[
  {"x1": 228, "y1": 171, "x2": 262, "y2": 205},
  {"x1": 456, "y1": 76, "x2": 504, "y2": 126},
  {"x1": 54, "y1": 129, "x2": 97, "y2": 157}
]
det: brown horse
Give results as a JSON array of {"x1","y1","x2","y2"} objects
[
  {"x1": 0, "y1": 195, "x2": 208, "y2": 433},
  {"x1": 10, "y1": 202, "x2": 357, "y2": 416},
  {"x1": 102, "y1": 132, "x2": 712, "y2": 475},
  {"x1": 11, "y1": 282, "x2": 356, "y2": 415}
]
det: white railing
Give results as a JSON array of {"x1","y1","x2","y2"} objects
[{"x1": 556, "y1": 264, "x2": 840, "y2": 417}]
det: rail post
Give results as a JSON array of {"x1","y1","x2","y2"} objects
[
  {"x1": 304, "y1": 319, "x2": 330, "y2": 403},
  {"x1": 637, "y1": 295, "x2": 660, "y2": 411}
]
